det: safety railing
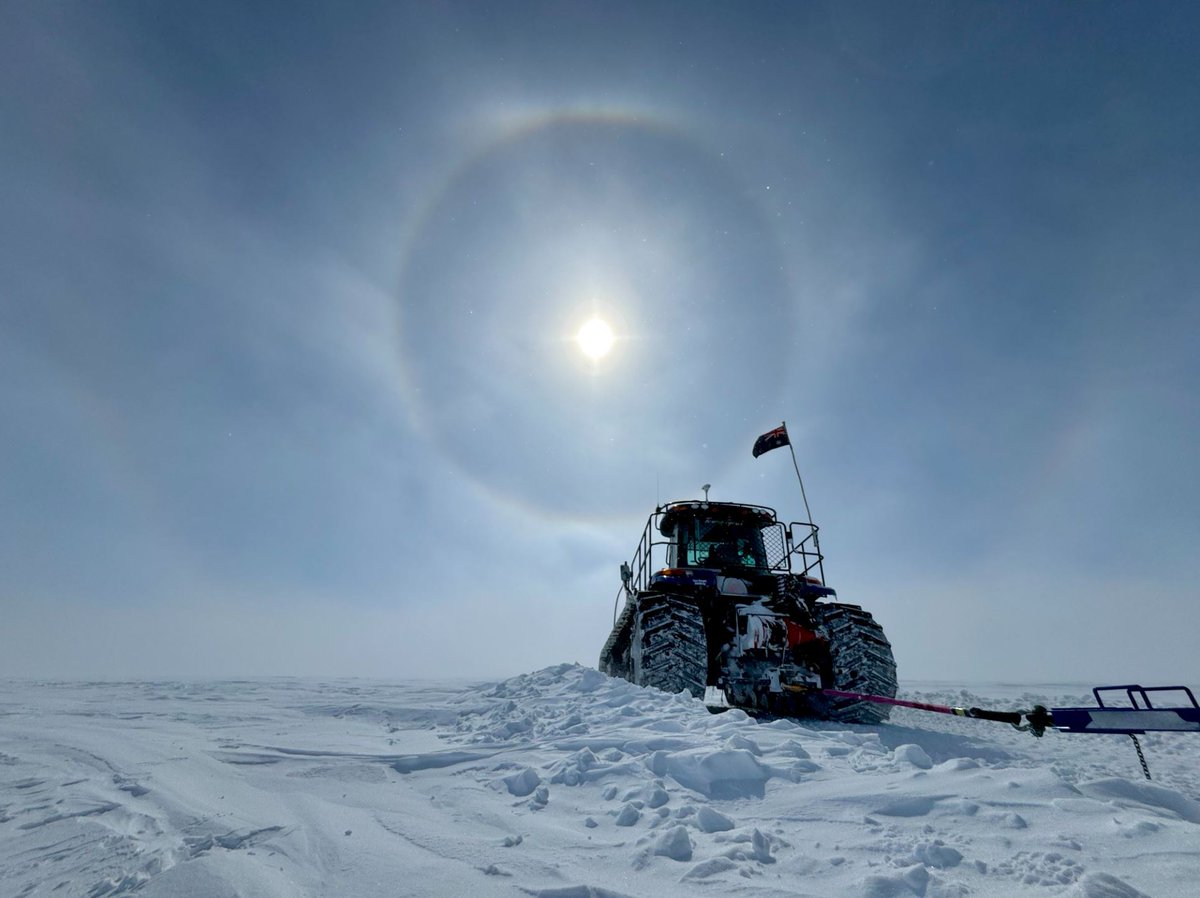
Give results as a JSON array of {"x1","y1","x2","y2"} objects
[
  {"x1": 785, "y1": 520, "x2": 826, "y2": 583},
  {"x1": 611, "y1": 506, "x2": 829, "y2": 625}
]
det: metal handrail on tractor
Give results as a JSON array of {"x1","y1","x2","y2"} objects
[
  {"x1": 786, "y1": 521, "x2": 826, "y2": 583},
  {"x1": 613, "y1": 509, "x2": 832, "y2": 625},
  {"x1": 612, "y1": 510, "x2": 671, "y2": 625}
]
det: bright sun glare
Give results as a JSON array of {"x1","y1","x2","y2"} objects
[{"x1": 576, "y1": 317, "x2": 615, "y2": 360}]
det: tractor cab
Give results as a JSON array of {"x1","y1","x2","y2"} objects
[
  {"x1": 616, "y1": 498, "x2": 834, "y2": 607},
  {"x1": 660, "y1": 502, "x2": 773, "y2": 574}
]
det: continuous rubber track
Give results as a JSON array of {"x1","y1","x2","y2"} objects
[
  {"x1": 812, "y1": 602, "x2": 898, "y2": 724},
  {"x1": 633, "y1": 592, "x2": 707, "y2": 699}
]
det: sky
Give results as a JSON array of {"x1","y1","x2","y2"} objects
[{"x1": 2, "y1": 1, "x2": 1198, "y2": 684}]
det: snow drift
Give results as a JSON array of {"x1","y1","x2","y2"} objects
[{"x1": 1, "y1": 666, "x2": 1196, "y2": 897}]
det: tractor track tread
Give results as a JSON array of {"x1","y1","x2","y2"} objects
[
  {"x1": 633, "y1": 592, "x2": 707, "y2": 699},
  {"x1": 813, "y1": 602, "x2": 899, "y2": 724}
]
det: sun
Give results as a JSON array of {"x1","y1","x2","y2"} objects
[{"x1": 576, "y1": 317, "x2": 615, "y2": 360}]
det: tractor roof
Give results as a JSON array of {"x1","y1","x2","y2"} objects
[{"x1": 657, "y1": 500, "x2": 778, "y2": 536}]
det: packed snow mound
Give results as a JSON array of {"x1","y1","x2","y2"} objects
[
  {"x1": 1065, "y1": 871, "x2": 1153, "y2": 898},
  {"x1": 0, "y1": 666, "x2": 1196, "y2": 898}
]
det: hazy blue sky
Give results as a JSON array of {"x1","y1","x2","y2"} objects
[{"x1": 3, "y1": 2, "x2": 1198, "y2": 683}]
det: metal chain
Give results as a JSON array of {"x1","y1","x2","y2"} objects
[{"x1": 1129, "y1": 734, "x2": 1152, "y2": 780}]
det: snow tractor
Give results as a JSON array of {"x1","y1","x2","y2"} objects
[{"x1": 599, "y1": 499, "x2": 898, "y2": 722}]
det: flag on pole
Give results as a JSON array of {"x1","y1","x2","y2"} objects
[{"x1": 752, "y1": 423, "x2": 790, "y2": 458}]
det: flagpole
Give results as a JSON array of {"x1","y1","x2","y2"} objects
[{"x1": 782, "y1": 420, "x2": 814, "y2": 525}]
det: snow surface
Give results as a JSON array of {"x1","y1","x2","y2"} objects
[{"x1": 1, "y1": 667, "x2": 1197, "y2": 897}]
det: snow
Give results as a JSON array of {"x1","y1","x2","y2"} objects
[{"x1": 1, "y1": 667, "x2": 1197, "y2": 897}]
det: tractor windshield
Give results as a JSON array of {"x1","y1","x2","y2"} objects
[{"x1": 679, "y1": 518, "x2": 769, "y2": 570}]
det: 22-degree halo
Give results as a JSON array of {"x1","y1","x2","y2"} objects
[{"x1": 393, "y1": 109, "x2": 795, "y2": 520}]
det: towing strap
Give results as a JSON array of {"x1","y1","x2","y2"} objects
[
  {"x1": 796, "y1": 686, "x2": 1050, "y2": 734},
  {"x1": 788, "y1": 683, "x2": 1200, "y2": 781}
]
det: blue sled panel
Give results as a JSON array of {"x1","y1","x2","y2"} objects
[{"x1": 1051, "y1": 706, "x2": 1200, "y2": 735}]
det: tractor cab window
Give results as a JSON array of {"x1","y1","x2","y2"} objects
[{"x1": 679, "y1": 518, "x2": 768, "y2": 570}]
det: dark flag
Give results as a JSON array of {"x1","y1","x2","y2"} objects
[{"x1": 752, "y1": 424, "x2": 790, "y2": 458}]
